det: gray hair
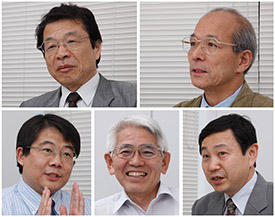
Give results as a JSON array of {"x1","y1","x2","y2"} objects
[
  {"x1": 209, "y1": 8, "x2": 257, "y2": 74},
  {"x1": 106, "y1": 115, "x2": 168, "y2": 152}
]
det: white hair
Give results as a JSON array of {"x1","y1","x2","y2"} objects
[{"x1": 106, "y1": 115, "x2": 168, "y2": 152}]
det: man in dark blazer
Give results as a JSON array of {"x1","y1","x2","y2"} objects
[
  {"x1": 20, "y1": 4, "x2": 136, "y2": 107},
  {"x1": 192, "y1": 114, "x2": 273, "y2": 215}
]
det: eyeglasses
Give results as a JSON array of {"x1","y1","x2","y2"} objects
[
  {"x1": 182, "y1": 36, "x2": 237, "y2": 55},
  {"x1": 112, "y1": 144, "x2": 164, "y2": 159},
  {"x1": 39, "y1": 35, "x2": 89, "y2": 56},
  {"x1": 27, "y1": 145, "x2": 76, "y2": 162}
]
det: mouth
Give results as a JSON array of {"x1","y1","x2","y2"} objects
[
  {"x1": 211, "y1": 176, "x2": 225, "y2": 185},
  {"x1": 192, "y1": 68, "x2": 207, "y2": 73},
  {"x1": 45, "y1": 172, "x2": 62, "y2": 181},
  {"x1": 126, "y1": 171, "x2": 147, "y2": 177},
  {"x1": 57, "y1": 64, "x2": 74, "y2": 72}
]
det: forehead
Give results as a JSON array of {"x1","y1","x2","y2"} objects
[
  {"x1": 43, "y1": 18, "x2": 87, "y2": 39},
  {"x1": 194, "y1": 11, "x2": 239, "y2": 41},
  {"x1": 116, "y1": 126, "x2": 157, "y2": 147},
  {"x1": 201, "y1": 129, "x2": 241, "y2": 152}
]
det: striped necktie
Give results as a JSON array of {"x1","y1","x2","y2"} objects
[{"x1": 51, "y1": 199, "x2": 58, "y2": 215}]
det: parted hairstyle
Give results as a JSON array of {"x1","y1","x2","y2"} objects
[
  {"x1": 35, "y1": 3, "x2": 102, "y2": 67},
  {"x1": 107, "y1": 115, "x2": 168, "y2": 153},
  {"x1": 198, "y1": 114, "x2": 257, "y2": 167},
  {"x1": 208, "y1": 8, "x2": 257, "y2": 74},
  {"x1": 16, "y1": 114, "x2": 80, "y2": 174}
]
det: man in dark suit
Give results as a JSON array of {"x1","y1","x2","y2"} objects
[
  {"x1": 192, "y1": 114, "x2": 273, "y2": 215},
  {"x1": 20, "y1": 4, "x2": 136, "y2": 107}
]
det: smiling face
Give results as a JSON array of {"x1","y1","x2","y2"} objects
[
  {"x1": 201, "y1": 129, "x2": 257, "y2": 197},
  {"x1": 104, "y1": 127, "x2": 170, "y2": 198},
  {"x1": 188, "y1": 11, "x2": 244, "y2": 92},
  {"x1": 17, "y1": 127, "x2": 74, "y2": 195},
  {"x1": 43, "y1": 19, "x2": 101, "y2": 92}
]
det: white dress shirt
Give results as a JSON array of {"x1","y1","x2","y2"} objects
[
  {"x1": 95, "y1": 182, "x2": 179, "y2": 215},
  {"x1": 2, "y1": 178, "x2": 91, "y2": 215},
  {"x1": 59, "y1": 72, "x2": 100, "y2": 107},
  {"x1": 224, "y1": 172, "x2": 257, "y2": 215}
]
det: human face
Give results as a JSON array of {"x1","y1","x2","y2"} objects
[
  {"x1": 17, "y1": 127, "x2": 75, "y2": 195},
  {"x1": 43, "y1": 19, "x2": 101, "y2": 92},
  {"x1": 201, "y1": 129, "x2": 257, "y2": 197},
  {"x1": 105, "y1": 127, "x2": 170, "y2": 198},
  {"x1": 188, "y1": 12, "x2": 242, "y2": 91}
]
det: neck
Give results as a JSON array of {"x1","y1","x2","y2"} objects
[
  {"x1": 126, "y1": 182, "x2": 160, "y2": 211},
  {"x1": 204, "y1": 79, "x2": 244, "y2": 106}
]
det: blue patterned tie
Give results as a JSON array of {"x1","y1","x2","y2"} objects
[
  {"x1": 226, "y1": 198, "x2": 236, "y2": 215},
  {"x1": 51, "y1": 199, "x2": 58, "y2": 215}
]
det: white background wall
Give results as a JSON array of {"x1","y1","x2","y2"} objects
[{"x1": 94, "y1": 110, "x2": 179, "y2": 200}]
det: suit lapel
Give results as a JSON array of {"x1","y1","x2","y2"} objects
[
  {"x1": 206, "y1": 192, "x2": 225, "y2": 215},
  {"x1": 92, "y1": 74, "x2": 114, "y2": 107},
  {"x1": 48, "y1": 87, "x2": 61, "y2": 107},
  {"x1": 244, "y1": 173, "x2": 268, "y2": 214}
]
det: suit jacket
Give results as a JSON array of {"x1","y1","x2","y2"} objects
[
  {"x1": 20, "y1": 74, "x2": 137, "y2": 107},
  {"x1": 174, "y1": 81, "x2": 273, "y2": 107},
  {"x1": 192, "y1": 173, "x2": 273, "y2": 215}
]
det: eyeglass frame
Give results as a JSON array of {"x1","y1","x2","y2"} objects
[
  {"x1": 182, "y1": 35, "x2": 237, "y2": 55},
  {"x1": 26, "y1": 145, "x2": 76, "y2": 162},
  {"x1": 38, "y1": 35, "x2": 89, "y2": 56},
  {"x1": 111, "y1": 144, "x2": 165, "y2": 159}
]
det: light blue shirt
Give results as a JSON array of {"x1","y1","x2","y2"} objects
[
  {"x1": 59, "y1": 72, "x2": 100, "y2": 107},
  {"x1": 201, "y1": 83, "x2": 243, "y2": 107},
  {"x1": 224, "y1": 172, "x2": 257, "y2": 215},
  {"x1": 2, "y1": 178, "x2": 91, "y2": 215},
  {"x1": 95, "y1": 182, "x2": 179, "y2": 215}
]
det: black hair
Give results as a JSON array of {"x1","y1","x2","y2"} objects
[
  {"x1": 199, "y1": 114, "x2": 257, "y2": 167},
  {"x1": 36, "y1": 3, "x2": 102, "y2": 67},
  {"x1": 16, "y1": 114, "x2": 80, "y2": 174}
]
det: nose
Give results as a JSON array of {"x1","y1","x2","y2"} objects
[
  {"x1": 208, "y1": 157, "x2": 221, "y2": 172},
  {"x1": 49, "y1": 152, "x2": 62, "y2": 168},
  {"x1": 128, "y1": 150, "x2": 144, "y2": 167},
  {"x1": 56, "y1": 43, "x2": 71, "y2": 60},
  {"x1": 189, "y1": 43, "x2": 206, "y2": 61}
]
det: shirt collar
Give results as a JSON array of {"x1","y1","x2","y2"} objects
[
  {"x1": 59, "y1": 72, "x2": 100, "y2": 107},
  {"x1": 201, "y1": 83, "x2": 243, "y2": 107},
  {"x1": 224, "y1": 172, "x2": 257, "y2": 215},
  {"x1": 112, "y1": 182, "x2": 177, "y2": 214},
  {"x1": 18, "y1": 178, "x2": 63, "y2": 215}
]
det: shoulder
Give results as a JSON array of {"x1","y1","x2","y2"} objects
[
  {"x1": 95, "y1": 192, "x2": 122, "y2": 215},
  {"x1": 232, "y1": 82, "x2": 273, "y2": 107},
  {"x1": 20, "y1": 88, "x2": 61, "y2": 107},
  {"x1": 192, "y1": 191, "x2": 222, "y2": 215},
  {"x1": 174, "y1": 95, "x2": 202, "y2": 107},
  {"x1": 108, "y1": 79, "x2": 137, "y2": 95},
  {"x1": 2, "y1": 184, "x2": 20, "y2": 215}
]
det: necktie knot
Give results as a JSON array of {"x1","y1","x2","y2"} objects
[
  {"x1": 226, "y1": 198, "x2": 237, "y2": 215},
  {"x1": 67, "y1": 92, "x2": 81, "y2": 107}
]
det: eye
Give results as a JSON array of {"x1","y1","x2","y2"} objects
[
  {"x1": 63, "y1": 151, "x2": 73, "y2": 158},
  {"x1": 42, "y1": 148, "x2": 52, "y2": 153},
  {"x1": 202, "y1": 154, "x2": 209, "y2": 159},
  {"x1": 119, "y1": 149, "x2": 133, "y2": 155},
  {"x1": 207, "y1": 41, "x2": 218, "y2": 48},
  {"x1": 190, "y1": 41, "x2": 197, "y2": 47},
  {"x1": 67, "y1": 40, "x2": 78, "y2": 44}
]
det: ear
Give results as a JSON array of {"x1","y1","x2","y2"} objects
[
  {"x1": 161, "y1": 152, "x2": 171, "y2": 174},
  {"x1": 246, "y1": 143, "x2": 258, "y2": 168},
  {"x1": 104, "y1": 153, "x2": 115, "y2": 175},
  {"x1": 236, "y1": 50, "x2": 253, "y2": 74},
  {"x1": 16, "y1": 147, "x2": 25, "y2": 167},
  {"x1": 94, "y1": 40, "x2": 102, "y2": 60}
]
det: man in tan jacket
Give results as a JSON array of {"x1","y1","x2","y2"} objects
[{"x1": 175, "y1": 8, "x2": 272, "y2": 107}]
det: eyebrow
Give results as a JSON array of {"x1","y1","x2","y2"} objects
[
  {"x1": 39, "y1": 140, "x2": 74, "y2": 150},
  {"x1": 44, "y1": 31, "x2": 80, "y2": 42},
  {"x1": 191, "y1": 33, "x2": 220, "y2": 41},
  {"x1": 201, "y1": 143, "x2": 229, "y2": 152}
]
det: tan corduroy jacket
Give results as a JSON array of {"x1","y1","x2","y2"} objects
[{"x1": 174, "y1": 81, "x2": 273, "y2": 107}]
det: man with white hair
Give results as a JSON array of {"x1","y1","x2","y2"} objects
[{"x1": 95, "y1": 115, "x2": 179, "y2": 215}]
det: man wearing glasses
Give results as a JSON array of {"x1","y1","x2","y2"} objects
[
  {"x1": 175, "y1": 8, "x2": 272, "y2": 107},
  {"x1": 95, "y1": 115, "x2": 179, "y2": 215},
  {"x1": 2, "y1": 114, "x2": 91, "y2": 215},
  {"x1": 20, "y1": 3, "x2": 136, "y2": 107}
]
